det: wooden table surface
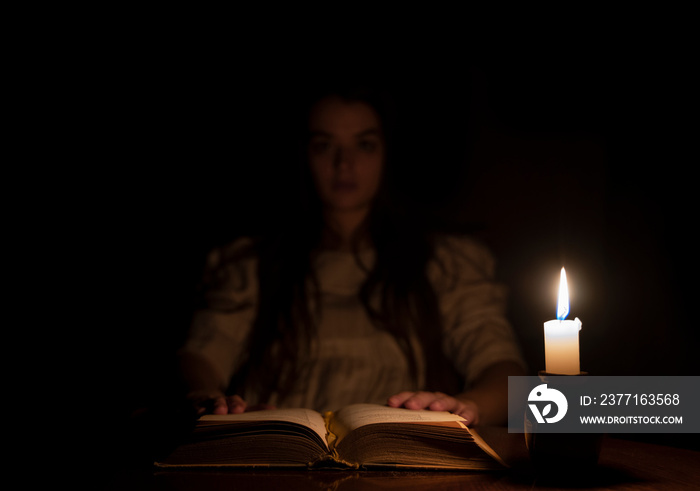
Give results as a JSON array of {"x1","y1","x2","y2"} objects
[{"x1": 105, "y1": 427, "x2": 700, "y2": 490}]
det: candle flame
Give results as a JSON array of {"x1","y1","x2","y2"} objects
[{"x1": 557, "y1": 267, "x2": 569, "y2": 320}]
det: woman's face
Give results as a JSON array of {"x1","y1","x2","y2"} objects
[{"x1": 307, "y1": 96, "x2": 385, "y2": 214}]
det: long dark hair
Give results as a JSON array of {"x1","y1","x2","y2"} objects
[{"x1": 229, "y1": 82, "x2": 459, "y2": 402}]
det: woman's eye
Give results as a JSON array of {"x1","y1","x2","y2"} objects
[
  {"x1": 358, "y1": 140, "x2": 378, "y2": 152},
  {"x1": 310, "y1": 140, "x2": 331, "y2": 154}
]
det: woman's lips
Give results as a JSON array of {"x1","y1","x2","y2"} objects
[{"x1": 332, "y1": 181, "x2": 358, "y2": 192}]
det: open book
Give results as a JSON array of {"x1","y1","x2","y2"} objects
[{"x1": 155, "y1": 403, "x2": 506, "y2": 470}]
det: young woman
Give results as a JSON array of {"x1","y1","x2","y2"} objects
[{"x1": 177, "y1": 84, "x2": 526, "y2": 426}]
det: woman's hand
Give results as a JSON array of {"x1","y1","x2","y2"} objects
[
  {"x1": 387, "y1": 391, "x2": 480, "y2": 426},
  {"x1": 187, "y1": 391, "x2": 275, "y2": 416},
  {"x1": 178, "y1": 353, "x2": 275, "y2": 416},
  {"x1": 388, "y1": 362, "x2": 526, "y2": 426}
]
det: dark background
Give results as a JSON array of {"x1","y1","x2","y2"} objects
[{"x1": 86, "y1": 42, "x2": 696, "y2": 446}]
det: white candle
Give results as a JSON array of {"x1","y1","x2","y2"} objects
[{"x1": 544, "y1": 268, "x2": 582, "y2": 374}]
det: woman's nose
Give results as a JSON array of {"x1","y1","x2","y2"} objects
[{"x1": 333, "y1": 146, "x2": 354, "y2": 169}]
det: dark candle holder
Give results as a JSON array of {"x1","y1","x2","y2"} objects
[{"x1": 524, "y1": 371, "x2": 604, "y2": 477}]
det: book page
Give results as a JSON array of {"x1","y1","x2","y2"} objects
[
  {"x1": 199, "y1": 408, "x2": 328, "y2": 448},
  {"x1": 329, "y1": 404, "x2": 467, "y2": 443}
]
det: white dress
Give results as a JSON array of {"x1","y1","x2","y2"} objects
[{"x1": 180, "y1": 235, "x2": 525, "y2": 412}]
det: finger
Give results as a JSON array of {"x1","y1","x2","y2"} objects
[
  {"x1": 226, "y1": 395, "x2": 247, "y2": 414},
  {"x1": 211, "y1": 396, "x2": 229, "y2": 415},
  {"x1": 387, "y1": 391, "x2": 417, "y2": 407},
  {"x1": 427, "y1": 393, "x2": 454, "y2": 412},
  {"x1": 451, "y1": 400, "x2": 480, "y2": 426},
  {"x1": 402, "y1": 391, "x2": 442, "y2": 410},
  {"x1": 458, "y1": 407, "x2": 478, "y2": 426}
]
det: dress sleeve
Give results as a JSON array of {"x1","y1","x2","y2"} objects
[
  {"x1": 179, "y1": 237, "x2": 258, "y2": 390},
  {"x1": 428, "y1": 235, "x2": 526, "y2": 388}
]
